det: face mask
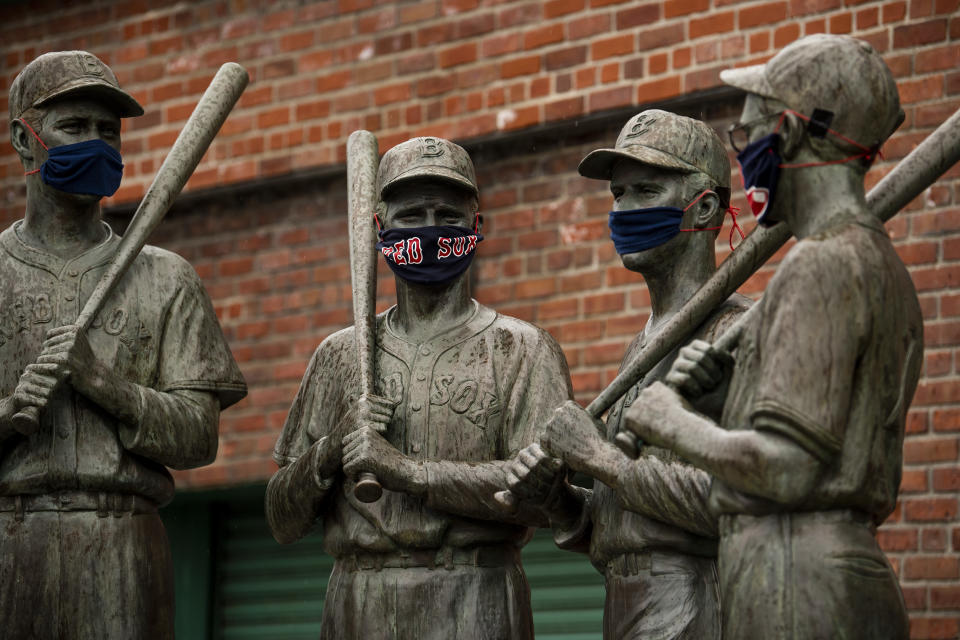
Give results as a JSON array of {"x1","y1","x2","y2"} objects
[
  {"x1": 736, "y1": 133, "x2": 781, "y2": 227},
  {"x1": 377, "y1": 221, "x2": 483, "y2": 285},
  {"x1": 608, "y1": 191, "x2": 745, "y2": 255},
  {"x1": 736, "y1": 110, "x2": 879, "y2": 228},
  {"x1": 20, "y1": 118, "x2": 124, "y2": 198}
]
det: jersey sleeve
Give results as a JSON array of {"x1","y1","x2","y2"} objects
[
  {"x1": 749, "y1": 242, "x2": 867, "y2": 463},
  {"x1": 500, "y1": 327, "x2": 575, "y2": 456},
  {"x1": 156, "y1": 259, "x2": 246, "y2": 409}
]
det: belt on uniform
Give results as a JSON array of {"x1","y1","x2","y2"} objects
[
  {"x1": 0, "y1": 491, "x2": 158, "y2": 521},
  {"x1": 606, "y1": 552, "x2": 652, "y2": 576},
  {"x1": 718, "y1": 508, "x2": 876, "y2": 537},
  {"x1": 340, "y1": 545, "x2": 521, "y2": 571}
]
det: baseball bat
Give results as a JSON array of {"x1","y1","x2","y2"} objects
[
  {"x1": 346, "y1": 130, "x2": 384, "y2": 504},
  {"x1": 12, "y1": 62, "x2": 249, "y2": 434},
  {"x1": 495, "y1": 105, "x2": 960, "y2": 508}
]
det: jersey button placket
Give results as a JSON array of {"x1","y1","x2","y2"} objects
[{"x1": 408, "y1": 346, "x2": 434, "y2": 458}]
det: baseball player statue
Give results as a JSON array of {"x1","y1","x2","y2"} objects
[
  {"x1": 622, "y1": 35, "x2": 921, "y2": 639},
  {"x1": 0, "y1": 51, "x2": 247, "y2": 638},
  {"x1": 265, "y1": 136, "x2": 573, "y2": 640},
  {"x1": 505, "y1": 110, "x2": 749, "y2": 639}
]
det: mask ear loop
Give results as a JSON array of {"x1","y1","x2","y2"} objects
[
  {"x1": 679, "y1": 190, "x2": 746, "y2": 252},
  {"x1": 474, "y1": 213, "x2": 480, "y2": 234},
  {"x1": 18, "y1": 118, "x2": 48, "y2": 176},
  {"x1": 373, "y1": 213, "x2": 382, "y2": 232},
  {"x1": 773, "y1": 110, "x2": 879, "y2": 169}
]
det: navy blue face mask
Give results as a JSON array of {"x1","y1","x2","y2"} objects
[
  {"x1": 21, "y1": 119, "x2": 124, "y2": 198},
  {"x1": 608, "y1": 191, "x2": 742, "y2": 255},
  {"x1": 736, "y1": 133, "x2": 781, "y2": 227},
  {"x1": 377, "y1": 222, "x2": 483, "y2": 285}
]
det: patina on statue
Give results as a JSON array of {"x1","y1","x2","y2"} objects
[
  {"x1": 0, "y1": 51, "x2": 246, "y2": 639},
  {"x1": 506, "y1": 110, "x2": 749, "y2": 640},
  {"x1": 623, "y1": 35, "x2": 922, "y2": 640},
  {"x1": 265, "y1": 136, "x2": 574, "y2": 640}
]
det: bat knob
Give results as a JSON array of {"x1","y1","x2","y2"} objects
[
  {"x1": 354, "y1": 473, "x2": 383, "y2": 503},
  {"x1": 12, "y1": 406, "x2": 40, "y2": 436},
  {"x1": 614, "y1": 431, "x2": 640, "y2": 459},
  {"x1": 494, "y1": 490, "x2": 519, "y2": 514}
]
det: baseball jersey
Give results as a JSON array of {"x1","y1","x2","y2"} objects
[
  {"x1": 0, "y1": 221, "x2": 246, "y2": 506},
  {"x1": 711, "y1": 216, "x2": 923, "y2": 522},
  {"x1": 269, "y1": 301, "x2": 573, "y2": 555}
]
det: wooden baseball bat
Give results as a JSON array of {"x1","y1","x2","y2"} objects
[
  {"x1": 12, "y1": 62, "x2": 249, "y2": 433},
  {"x1": 495, "y1": 105, "x2": 960, "y2": 508},
  {"x1": 346, "y1": 130, "x2": 384, "y2": 504}
]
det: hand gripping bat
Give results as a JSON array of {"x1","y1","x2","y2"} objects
[{"x1": 11, "y1": 62, "x2": 249, "y2": 434}]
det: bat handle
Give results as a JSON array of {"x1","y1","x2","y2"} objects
[
  {"x1": 11, "y1": 405, "x2": 40, "y2": 436},
  {"x1": 494, "y1": 489, "x2": 519, "y2": 513},
  {"x1": 354, "y1": 472, "x2": 383, "y2": 503},
  {"x1": 614, "y1": 431, "x2": 640, "y2": 459}
]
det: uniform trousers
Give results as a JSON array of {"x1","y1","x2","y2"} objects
[
  {"x1": 320, "y1": 548, "x2": 533, "y2": 640},
  {"x1": 0, "y1": 494, "x2": 173, "y2": 640},
  {"x1": 603, "y1": 551, "x2": 720, "y2": 640},
  {"x1": 718, "y1": 510, "x2": 908, "y2": 640}
]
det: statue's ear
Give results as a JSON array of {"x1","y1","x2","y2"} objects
[
  {"x1": 778, "y1": 111, "x2": 805, "y2": 160},
  {"x1": 9, "y1": 119, "x2": 35, "y2": 164},
  {"x1": 690, "y1": 190, "x2": 721, "y2": 230}
]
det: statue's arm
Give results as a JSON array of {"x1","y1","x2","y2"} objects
[
  {"x1": 623, "y1": 386, "x2": 823, "y2": 506},
  {"x1": 617, "y1": 453, "x2": 718, "y2": 538},
  {"x1": 266, "y1": 439, "x2": 337, "y2": 544}
]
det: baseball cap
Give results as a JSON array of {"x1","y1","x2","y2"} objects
[
  {"x1": 579, "y1": 109, "x2": 731, "y2": 194},
  {"x1": 720, "y1": 35, "x2": 902, "y2": 150},
  {"x1": 9, "y1": 51, "x2": 144, "y2": 121},
  {"x1": 377, "y1": 137, "x2": 478, "y2": 199}
]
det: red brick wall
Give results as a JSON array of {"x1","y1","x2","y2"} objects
[{"x1": 1, "y1": 0, "x2": 959, "y2": 636}]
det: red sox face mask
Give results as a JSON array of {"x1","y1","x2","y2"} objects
[{"x1": 377, "y1": 219, "x2": 483, "y2": 285}]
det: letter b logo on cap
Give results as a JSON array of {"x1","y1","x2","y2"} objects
[
  {"x1": 78, "y1": 53, "x2": 104, "y2": 77},
  {"x1": 420, "y1": 137, "x2": 444, "y2": 158}
]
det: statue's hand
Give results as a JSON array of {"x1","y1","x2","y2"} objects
[
  {"x1": 1, "y1": 363, "x2": 63, "y2": 434},
  {"x1": 542, "y1": 400, "x2": 607, "y2": 475},
  {"x1": 665, "y1": 339, "x2": 733, "y2": 401},
  {"x1": 35, "y1": 325, "x2": 100, "y2": 396},
  {"x1": 323, "y1": 394, "x2": 395, "y2": 480},
  {"x1": 621, "y1": 382, "x2": 683, "y2": 448},
  {"x1": 342, "y1": 426, "x2": 424, "y2": 494},
  {"x1": 504, "y1": 443, "x2": 564, "y2": 508}
]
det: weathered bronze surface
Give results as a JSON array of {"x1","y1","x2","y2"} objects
[
  {"x1": 623, "y1": 35, "x2": 922, "y2": 639},
  {"x1": 0, "y1": 51, "x2": 246, "y2": 639},
  {"x1": 266, "y1": 136, "x2": 573, "y2": 640},
  {"x1": 506, "y1": 110, "x2": 749, "y2": 639}
]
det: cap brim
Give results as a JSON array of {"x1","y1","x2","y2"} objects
[
  {"x1": 38, "y1": 79, "x2": 144, "y2": 118},
  {"x1": 719, "y1": 64, "x2": 778, "y2": 101},
  {"x1": 381, "y1": 165, "x2": 478, "y2": 198},
  {"x1": 578, "y1": 145, "x2": 700, "y2": 180}
]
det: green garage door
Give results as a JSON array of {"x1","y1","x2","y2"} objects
[{"x1": 163, "y1": 485, "x2": 605, "y2": 639}]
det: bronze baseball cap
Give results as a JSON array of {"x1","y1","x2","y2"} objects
[
  {"x1": 9, "y1": 51, "x2": 144, "y2": 121},
  {"x1": 720, "y1": 35, "x2": 902, "y2": 150},
  {"x1": 579, "y1": 109, "x2": 730, "y2": 191},
  {"x1": 377, "y1": 136, "x2": 478, "y2": 199}
]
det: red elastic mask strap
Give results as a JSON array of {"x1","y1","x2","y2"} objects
[
  {"x1": 474, "y1": 213, "x2": 479, "y2": 234},
  {"x1": 19, "y1": 118, "x2": 48, "y2": 176},
  {"x1": 773, "y1": 110, "x2": 879, "y2": 168},
  {"x1": 680, "y1": 190, "x2": 745, "y2": 251},
  {"x1": 373, "y1": 213, "x2": 382, "y2": 231}
]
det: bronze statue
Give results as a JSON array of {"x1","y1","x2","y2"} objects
[
  {"x1": 622, "y1": 35, "x2": 921, "y2": 640},
  {"x1": 265, "y1": 136, "x2": 573, "y2": 640},
  {"x1": 0, "y1": 51, "x2": 247, "y2": 639},
  {"x1": 505, "y1": 110, "x2": 749, "y2": 639}
]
